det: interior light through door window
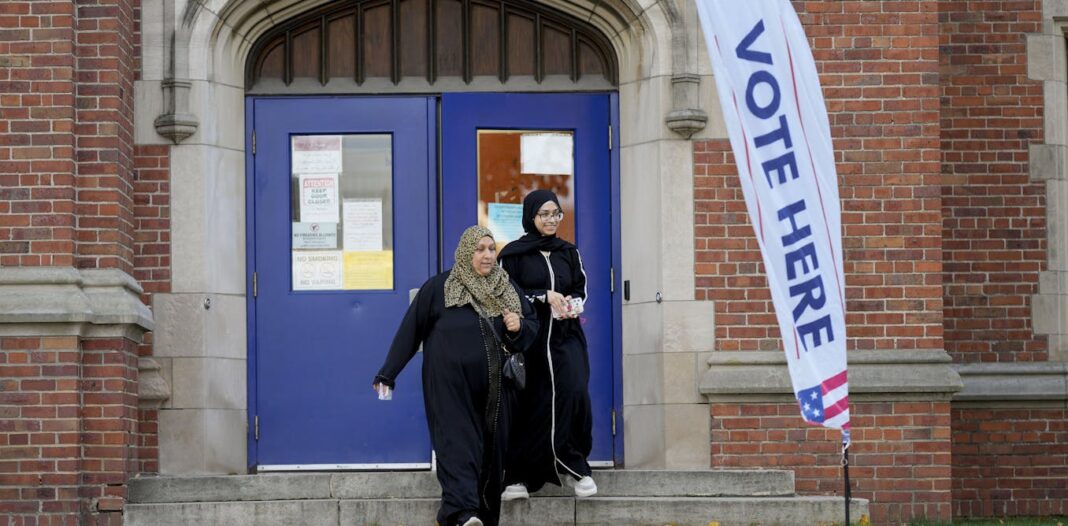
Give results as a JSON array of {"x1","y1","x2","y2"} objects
[{"x1": 476, "y1": 130, "x2": 575, "y2": 251}]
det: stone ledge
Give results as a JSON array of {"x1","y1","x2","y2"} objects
[
  {"x1": 0, "y1": 267, "x2": 153, "y2": 337},
  {"x1": 699, "y1": 350, "x2": 962, "y2": 402},
  {"x1": 954, "y1": 362, "x2": 1068, "y2": 403}
]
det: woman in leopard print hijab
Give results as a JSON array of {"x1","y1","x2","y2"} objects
[
  {"x1": 374, "y1": 225, "x2": 539, "y2": 526},
  {"x1": 444, "y1": 225, "x2": 523, "y2": 318}
]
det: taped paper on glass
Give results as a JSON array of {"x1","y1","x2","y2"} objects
[
  {"x1": 520, "y1": 133, "x2": 573, "y2": 175},
  {"x1": 343, "y1": 198, "x2": 384, "y2": 252},
  {"x1": 299, "y1": 173, "x2": 340, "y2": 223},
  {"x1": 292, "y1": 251, "x2": 343, "y2": 290},
  {"x1": 292, "y1": 135, "x2": 343, "y2": 174},
  {"x1": 292, "y1": 222, "x2": 338, "y2": 249},
  {"x1": 344, "y1": 250, "x2": 393, "y2": 290},
  {"x1": 487, "y1": 202, "x2": 525, "y2": 246}
]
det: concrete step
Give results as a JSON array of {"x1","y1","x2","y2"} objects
[
  {"x1": 126, "y1": 496, "x2": 867, "y2": 526},
  {"x1": 126, "y1": 470, "x2": 869, "y2": 525},
  {"x1": 128, "y1": 469, "x2": 796, "y2": 502}
]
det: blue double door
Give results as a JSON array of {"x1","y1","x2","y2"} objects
[{"x1": 248, "y1": 93, "x2": 617, "y2": 470}]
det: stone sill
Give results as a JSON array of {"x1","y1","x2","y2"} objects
[
  {"x1": 699, "y1": 350, "x2": 1068, "y2": 405},
  {"x1": 0, "y1": 267, "x2": 153, "y2": 334},
  {"x1": 700, "y1": 350, "x2": 962, "y2": 403},
  {"x1": 954, "y1": 362, "x2": 1068, "y2": 403}
]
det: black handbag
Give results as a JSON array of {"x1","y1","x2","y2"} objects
[
  {"x1": 480, "y1": 315, "x2": 526, "y2": 390},
  {"x1": 502, "y1": 351, "x2": 526, "y2": 390}
]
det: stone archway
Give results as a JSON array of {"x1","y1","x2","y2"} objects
[{"x1": 136, "y1": 0, "x2": 721, "y2": 473}]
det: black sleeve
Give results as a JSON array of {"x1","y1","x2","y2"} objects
[
  {"x1": 568, "y1": 248, "x2": 588, "y2": 301},
  {"x1": 374, "y1": 277, "x2": 436, "y2": 388},
  {"x1": 499, "y1": 281, "x2": 541, "y2": 354},
  {"x1": 502, "y1": 254, "x2": 547, "y2": 303}
]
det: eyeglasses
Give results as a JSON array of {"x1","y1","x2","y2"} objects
[{"x1": 536, "y1": 210, "x2": 565, "y2": 221}]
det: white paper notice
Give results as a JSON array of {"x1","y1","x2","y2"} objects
[
  {"x1": 292, "y1": 251, "x2": 343, "y2": 290},
  {"x1": 520, "y1": 133, "x2": 573, "y2": 175},
  {"x1": 292, "y1": 222, "x2": 338, "y2": 249},
  {"x1": 343, "y1": 198, "x2": 383, "y2": 251},
  {"x1": 292, "y1": 135, "x2": 343, "y2": 174},
  {"x1": 299, "y1": 173, "x2": 340, "y2": 223},
  {"x1": 487, "y1": 203, "x2": 524, "y2": 245}
]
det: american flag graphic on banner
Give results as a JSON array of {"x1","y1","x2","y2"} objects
[
  {"x1": 796, "y1": 370, "x2": 850, "y2": 430},
  {"x1": 695, "y1": 0, "x2": 851, "y2": 444}
]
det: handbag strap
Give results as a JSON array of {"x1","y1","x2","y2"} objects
[{"x1": 477, "y1": 314, "x2": 512, "y2": 355}]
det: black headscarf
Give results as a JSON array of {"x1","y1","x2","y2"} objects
[{"x1": 498, "y1": 189, "x2": 575, "y2": 258}]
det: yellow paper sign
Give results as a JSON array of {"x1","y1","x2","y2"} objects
[{"x1": 343, "y1": 250, "x2": 393, "y2": 290}]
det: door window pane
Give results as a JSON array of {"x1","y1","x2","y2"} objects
[
  {"x1": 476, "y1": 130, "x2": 575, "y2": 250},
  {"x1": 290, "y1": 134, "x2": 394, "y2": 291}
]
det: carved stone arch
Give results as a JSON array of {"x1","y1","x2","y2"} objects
[
  {"x1": 182, "y1": 0, "x2": 660, "y2": 84},
  {"x1": 238, "y1": 0, "x2": 621, "y2": 93}
]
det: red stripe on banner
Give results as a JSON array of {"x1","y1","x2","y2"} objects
[
  {"x1": 729, "y1": 91, "x2": 764, "y2": 243},
  {"x1": 821, "y1": 370, "x2": 848, "y2": 393},
  {"x1": 823, "y1": 396, "x2": 849, "y2": 420},
  {"x1": 780, "y1": 21, "x2": 845, "y2": 309},
  {"x1": 713, "y1": 34, "x2": 765, "y2": 244}
]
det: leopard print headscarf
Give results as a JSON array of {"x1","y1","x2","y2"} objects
[{"x1": 444, "y1": 225, "x2": 523, "y2": 318}]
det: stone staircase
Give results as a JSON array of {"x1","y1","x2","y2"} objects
[{"x1": 126, "y1": 470, "x2": 868, "y2": 525}]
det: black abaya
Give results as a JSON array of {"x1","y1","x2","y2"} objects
[
  {"x1": 375, "y1": 271, "x2": 539, "y2": 526},
  {"x1": 499, "y1": 246, "x2": 594, "y2": 492}
]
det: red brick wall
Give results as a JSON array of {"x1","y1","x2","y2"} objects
[
  {"x1": 711, "y1": 401, "x2": 954, "y2": 524},
  {"x1": 0, "y1": 336, "x2": 82, "y2": 522},
  {"x1": 0, "y1": 0, "x2": 77, "y2": 267},
  {"x1": 0, "y1": 335, "x2": 137, "y2": 525},
  {"x1": 0, "y1": 0, "x2": 139, "y2": 270},
  {"x1": 695, "y1": 0, "x2": 944, "y2": 353},
  {"x1": 695, "y1": 10, "x2": 947, "y2": 521},
  {"x1": 939, "y1": 1, "x2": 1064, "y2": 520},
  {"x1": 1, "y1": 0, "x2": 151, "y2": 522},
  {"x1": 0, "y1": 335, "x2": 139, "y2": 522},
  {"x1": 952, "y1": 407, "x2": 1068, "y2": 517},
  {"x1": 79, "y1": 337, "x2": 140, "y2": 524},
  {"x1": 132, "y1": 145, "x2": 171, "y2": 300},
  {"x1": 132, "y1": 144, "x2": 170, "y2": 475},
  {"x1": 939, "y1": 2, "x2": 1046, "y2": 363},
  {"x1": 698, "y1": 1, "x2": 1064, "y2": 524},
  {"x1": 74, "y1": 0, "x2": 139, "y2": 272}
]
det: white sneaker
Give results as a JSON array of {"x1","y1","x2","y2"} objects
[
  {"x1": 571, "y1": 475, "x2": 597, "y2": 498},
  {"x1": 461, "y1": 517, "x2": 483, "y2": 526},
  {"x1": 501, "y1": 483, "x2": 529, "y2": 501}
]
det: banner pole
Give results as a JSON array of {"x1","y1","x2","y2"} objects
[{"x1": 843, "y1": 440, "x2": 851, "y2": 525}]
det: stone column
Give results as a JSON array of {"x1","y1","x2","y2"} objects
[
  {"x1": 617, "y1": 0, "x2": 719, "y2": 468},
  {"x1": 136, "y1": 0, "x2": 248, "y2": 475}
]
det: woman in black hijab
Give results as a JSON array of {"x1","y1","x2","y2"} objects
[
  {"x1": 374, "y1": 225, "x2": 539, "y2": 526},
  {"x1": 498, "y1": 189, "x2": 598, "y2": 501}
]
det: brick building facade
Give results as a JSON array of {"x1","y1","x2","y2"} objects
[{"x1": 1, "y1": 0, "x2": 1066, "y2": 525}]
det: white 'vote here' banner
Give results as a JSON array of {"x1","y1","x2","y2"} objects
[{"x1": 694, "y1": 0, "x2": 851, "y2": 443}]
